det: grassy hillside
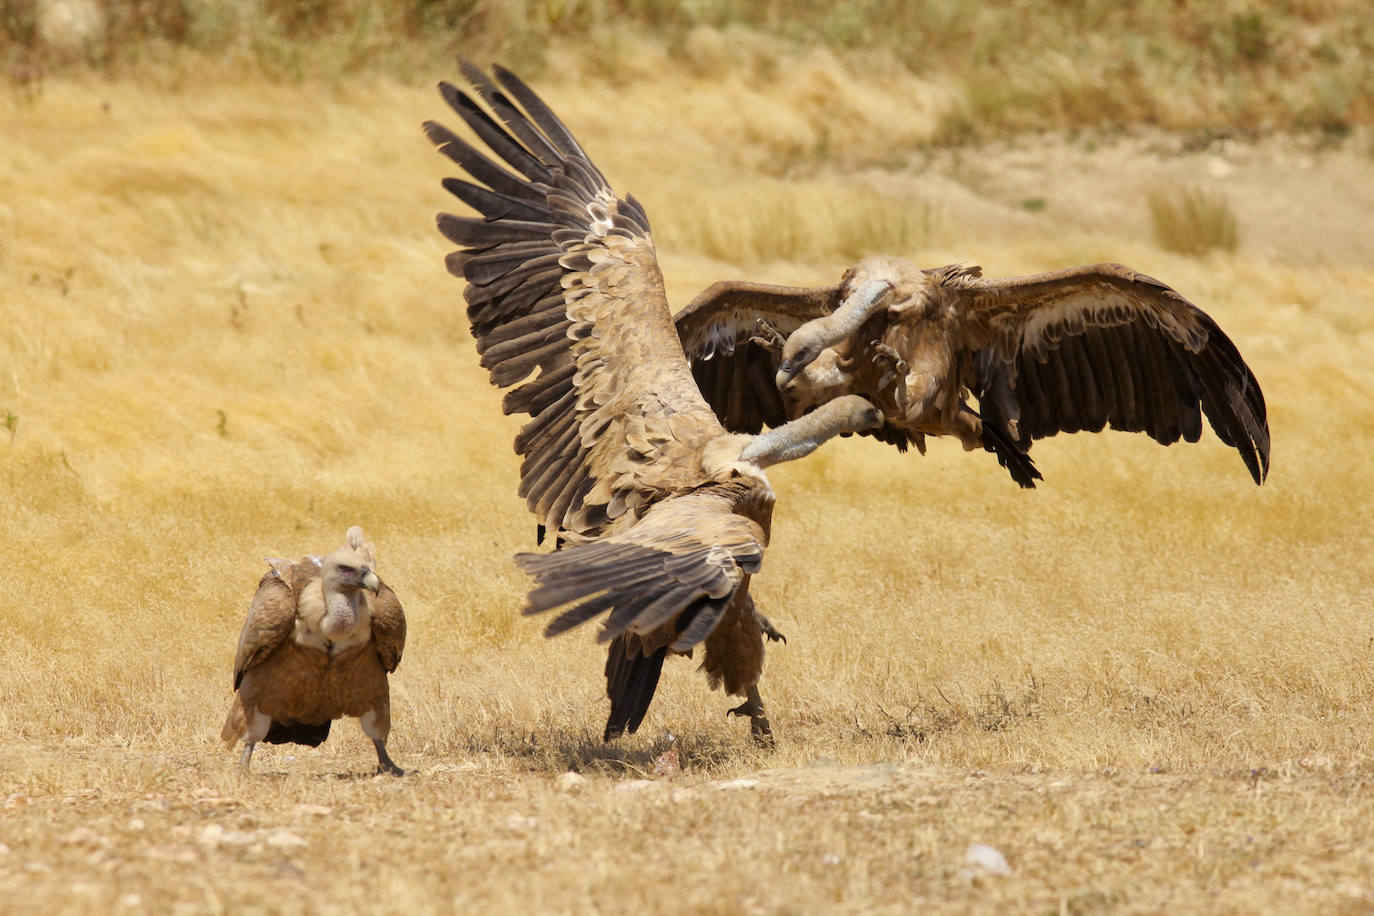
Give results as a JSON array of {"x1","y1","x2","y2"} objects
[
  {"x1": 4, "y1": 0, "x2": 1373, "y2": 139},
  {"x1": 1, "y1": 43, "x2": 1373, "y2": 916}
]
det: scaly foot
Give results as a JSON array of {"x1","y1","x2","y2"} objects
[{"x1": 727, "y1": 686, "x2": 776, "y2": 747}]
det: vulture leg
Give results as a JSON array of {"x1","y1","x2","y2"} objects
[
  {"x1": 727, "y1": 685, "x2": 774, "y2": 746},
  {"x1": 236, "y1": 707, "x2": 271, "y2": 773},
  {"x1": 372, "y1": 739, "x2": 405, "y2": 777},
  {"x1": 703, "y1": 588, "x2": 776, "y2": 745},
  {"x1": 361, "y1": 709, "x2": 406, "y2": 776}
]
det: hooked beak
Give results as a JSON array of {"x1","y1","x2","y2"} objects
[
  {"x1": 775, "y1": 363, "x2": 799, "y2": 390},
  {"x1": 361, "y1": 568, "x2": 381, "y2": 595}
]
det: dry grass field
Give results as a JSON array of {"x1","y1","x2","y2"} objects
[{"x1": 3, "y1": 28, "x2": 1374, "y2": 916}]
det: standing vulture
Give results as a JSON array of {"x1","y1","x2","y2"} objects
[
  {"x1": 221, "y1": 527, "x2": 407, "y2": 774},
  {"x1": 676, "y1": 255, "x2": 1269, "y2": 487},
  {"x1": 426, "y1": 62, "x2": 881, "y2": 742}
]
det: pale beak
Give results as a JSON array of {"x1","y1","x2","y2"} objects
[
  {"x1": 362, "y1": 569, "x2": 381, "y2": 595},
  {"x1": 775, "y1": 364, "x2": 799, "y2": 390}
]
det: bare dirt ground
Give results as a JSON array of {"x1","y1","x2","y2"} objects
[{"x1": 2, "y1": 68, "x2": 1372, "y2": 913}]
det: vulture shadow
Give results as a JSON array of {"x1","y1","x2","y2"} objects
[{"x1": 455, "y1": 727, "x2": 751, "y2": 777}]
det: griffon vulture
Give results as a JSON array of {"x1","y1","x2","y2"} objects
[
  {"x1": 426, "y1": 62, "x2": 881, "y2": 741},
  {"x1": 221, "y1": 527, "x2": 407, "y2": 774},
  {"x1": 676, "y1": 255, "x2": 1269, "y2": 487}
]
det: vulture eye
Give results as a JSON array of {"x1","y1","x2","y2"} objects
[{"x1": 337, "y1": 565, "x2": 355, "y2": 575}]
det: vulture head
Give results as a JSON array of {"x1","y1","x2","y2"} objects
[
  {"x1": 321, "y1": 542, "x2": 381, "y2": 596},
  {"x1": 776, "y1": 255, "x2": 906, "y2": 389}
]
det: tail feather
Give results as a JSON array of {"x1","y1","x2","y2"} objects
[
  {"x1": 264, "y1": 720, "x2": 332, "y2": 747},
  {"x1": 980, "y1": 415, "x2": 1042, "y2": 488},
  {"x1": 603, "y1": 635, "x2": 667, "y2": 742}
]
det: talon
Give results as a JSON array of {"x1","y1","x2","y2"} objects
[
  {"x1": 873, "y1": 341, "x2": 907, "y2": 372},
  {"x1": 727, "y1": 700, "x2": 754, "y2": 719},
  {"x1": 730, "y1": 685, "x2": 776, "y2": 746},
  {"x1": 749, "y1": 319, "x2": 787, "y2": 354}
]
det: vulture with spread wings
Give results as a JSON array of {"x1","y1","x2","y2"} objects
[
  {"x1": 677, "y1": 254, "x2": 1269, "y2": 487},
  {"x1": 426, "y1": 62, "x2": 880, "y2": 742}
]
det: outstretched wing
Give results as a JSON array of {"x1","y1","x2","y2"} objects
[
  {"x1": 230, "y1": 565, "x2": 313, "y2": 690},
  {"x1": 952, "y1": 263, "x2": 1270, "y2": 484},
  {"x1": 426, "y1": 61, "x2": 722, "y2": 536},
  {"x1": 514, "y1": 482, "x2": 772, "y2": 653},
  {"x1": 673, "y1": 281, "x2": 841, "y2": 433}
]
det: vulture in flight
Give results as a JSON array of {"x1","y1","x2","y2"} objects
[
  {"x1": 426, "y1": 62, "x2": 881, "y2": 742},
  {"x1": 221, "y1": 527, "x2": 407, "y2": 774},
  {"x1": 676, "y1": 254, "x2": 1269, "y2": 487}
]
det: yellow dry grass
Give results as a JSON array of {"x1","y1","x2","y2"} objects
[{"x1": 3, "y1": 52, "x2": 1374, "y2": 914}]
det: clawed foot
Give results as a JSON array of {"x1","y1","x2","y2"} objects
[
  {"x1": 750, "y1": 319, "x2": 787, "y2": 355},
  {"x1": 727, "y1": 687, "x2": 776, "y2": 747},
  {"x1": 758, "y1": 614, "x2": 787, "y2": 645},
  {"x1": 374, "y1": 740, "x2": 407, "y2": 777},
  {"x1": 873, "y1": 342, "x2": 909, "y2": 409}
]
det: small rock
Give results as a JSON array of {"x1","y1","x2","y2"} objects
[
  {"x1": 145, "y1": 845, "x2": 198, "y2": 864},
  {"x1": 4, "y1": 793, "x2": 29, "y2": 809},
  {"x1": 1207, "y1": 155, "x2": 1234, "y2": 179},
  {"x1": 119, "y1": 894, "x2": 142, "y2": 909},
  {"x1": 0, "y1": 843, "x2": 10, "y2": 856},
  {"x1": 555, "y1": 772, "x2": 587, "y2": 792},
  {"x1": 264, "y1": 829, "x2": 307, "y2": 850},
  {"x1": 293, "y1": 804, "x2": 332, "y2": 817},
  {"x1": 199, "y1": 824, "x2": 257, "y2": 848},
  {"x1": 820, "y1": 853, "x2": 842, "y2": 866},
  {"x1": 127, "y1": 818, "x2": 146, "y2": 832},
  {"x1": 614, "y1": 779, "x2": 656, "y2": 794},
  {"x1": 963, "y1": 843, "x2": 1012, "y2": 877},
  {"x1": 62, "y1": 828, "x2": 108, "y2": 848},
  {"x1": 714, "y1": 778, "x2": 759, "y2": 791},
  {"x1": 503, "y1": 816, "x2": 539, "y2": 831}
]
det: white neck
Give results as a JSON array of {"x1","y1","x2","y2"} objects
[
  {"x1": 322, "y1": 588, "x2": 360, "y2": 638},
  {"x1": 739, "y1": 398, "x2": 871, "y2": 468},
  {"x1": 819, "y1": 279, "x2": 892, "y2": 346}
]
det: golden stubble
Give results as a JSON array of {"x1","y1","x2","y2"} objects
[{"x1": 1, "y1": 59, "x2": 1373, "y2": 913}]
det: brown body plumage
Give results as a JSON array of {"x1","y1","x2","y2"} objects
[
  {"x1": 427, "y1": 62, "x2": 879, "y2": 741},
  {"x1": 677, "y1": 255, "x2": 1270, "y2": 487},
  {"x1": 221, "y1": 527, "x2": 407, "y2": 774}
]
